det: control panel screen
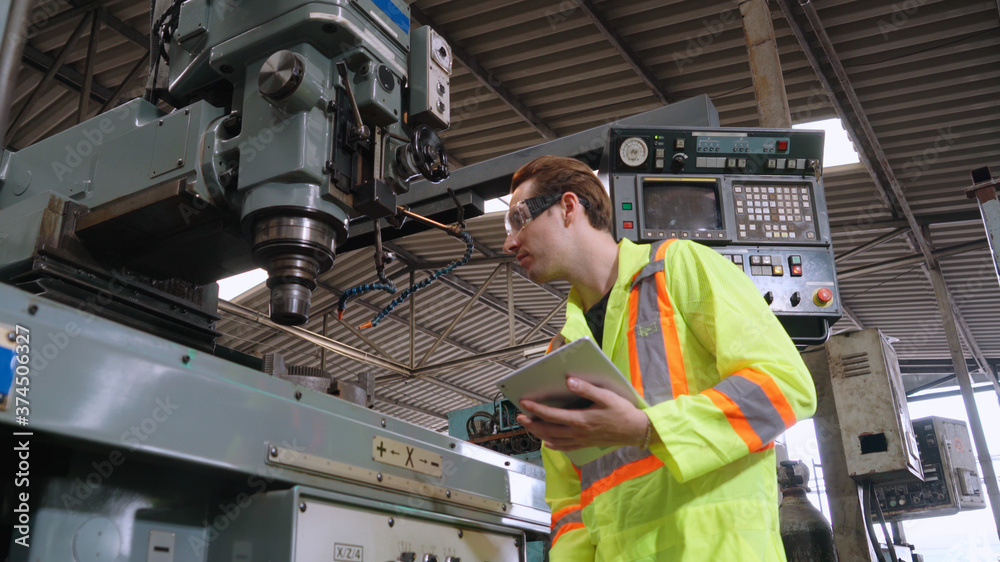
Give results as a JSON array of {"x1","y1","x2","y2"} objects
[{"x1": 642, "y1": 179, "x2": 722, "y2": 232}]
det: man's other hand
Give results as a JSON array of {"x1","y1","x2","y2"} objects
[{"x1": 516, "y1": 377, "x2": 649, "y2": 451}]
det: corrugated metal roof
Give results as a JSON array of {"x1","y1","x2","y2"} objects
[{"x1": 4, "y1": 0, "x2": 998, "y2": 430}]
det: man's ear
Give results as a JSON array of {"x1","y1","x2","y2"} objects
[{"x1": 561, "y1": 192, "x2": 582, "y2": 225}]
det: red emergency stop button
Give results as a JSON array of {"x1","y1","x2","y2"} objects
[
  {"x1": 623, "y1": 221, "x2": 634, "y2": 229},
  {"x1": 813, "y1": 288, "x2": 834, "y2": 307}
]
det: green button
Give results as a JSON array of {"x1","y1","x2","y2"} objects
[
  {"x1": 789, "y1": 255, "x2": 802, "y2": 265},
  {"x1": 622, "y1": 202, "x2": 633, "y2": 210}
]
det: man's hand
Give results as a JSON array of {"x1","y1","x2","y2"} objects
[{"x1": 516, "y1": 377, "x2": 649, "y2": 451}]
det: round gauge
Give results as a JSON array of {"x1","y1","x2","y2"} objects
[
  {"x1": 619, "y1": 137, "x2": 649, "y2": 167},
  {"x1": 431, "y1": 34, "x2": 452, "y2": 72}
]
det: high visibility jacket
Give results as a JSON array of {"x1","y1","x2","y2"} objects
[{"x1": 546, "y1": 238, "x2": 816, "y2": 561}]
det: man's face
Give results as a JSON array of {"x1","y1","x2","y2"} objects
[{"x1": 502, "y1": 180, "x2": 565, "y2": 284}]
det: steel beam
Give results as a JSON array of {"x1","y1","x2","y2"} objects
[
  {"x1": 0, "y1": 0, "x2": 31, "y2": 136},
  {"x1": 417, "y1": 264, "x2": 505, "y2": 368},
  {"x1": 338, "y1": 314, "x2": 402, "y2": 365},
  {"x1": 97, "y1": 7, "x2": 148, "y2": 47},
  {"x1": 374, "y1": 394, "x2": 447, "y2": 420},
  {"x1": 220, "y1": 300, "x2": 411, "y2": 376},
  {"x1": 410, "y1": 5, "x2": 557, "y2": 140},
  {"x1": 468, "y1": 238, "x2": 568, "y2": 301},
  {"x1": 738, "y1": 0, "x2": 791, "y2": 128},
  {"x1": 907, "y1": 383, "x2": 998, "y2": 403},
  {"x1": 829, "y1": 211, "x2": 982, "y2": 235},
  {"x1": 20, "y1": 44, "x2": 113, "y2": 104},
  {"x1": 385, "y1": 242, "x2": 560, "y2": 338},
  {"x1": 520, "y1": 297, "x2": 569, "y2": 345},
  {"x1": 835, "y1": 227, "x2": 908, "y2": 264},
  {"x1": 321, "y1": 313, "x2": 328, "y2": 372},
  {"x1": 409, "y1": 269, "x2": 416, "y2": 369},
  {"x1": 775, "y1": 0, "x2": 894, "y2": 211},
  {"x1": 5, "y1": 13, "x2": 91, "y2": 145},
  {"x1": 78, "y1": 8, "x2": 102, "y2": 124},
  {"x1": 967, "y1": 168, "x2": 1000, "y2": 287},
  {"x1": 97, "y1": 50, "x2": 148, "y2": 114},
  {"x1": 782, "y1": 1, "x2": 997, "y2": 413},
  {"x1": 410, "y1": 340, "x2": 551, "y2": 378},
  {"x1": 836, "y1": 239, "x2": 989, "y2": 280},
  {"x1": 920, "y1": 261, "x2": 1000, "y2": 404},
  {"x1": 796, "y1": 1, "x2": 933, "y2": 260},
  {"x1": 220, "y1": 300, "x2": 492, "y2": 405},
  {"x1": 839, "y1": 302, "x2": 865, "y2": 330},
  {"x1": 576, "y1": 0, "x2": 669, "y2": 104},
  {"x1": 41, "y1": 0, "x2": 109, "y2": 29},
  {"x1": 313, "y1": 280, "x2": 520, "y2": 372},
  {"x1": 927, "y1": 266, "x2": 1000, "y2": 541}
]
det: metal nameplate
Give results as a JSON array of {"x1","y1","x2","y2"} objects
[
  {"x1": 372, "y1": 435, "x2": 443, "y2": 478},
  {"x1": 266, "y1": 444, "x2": 507, "y2": 514}
]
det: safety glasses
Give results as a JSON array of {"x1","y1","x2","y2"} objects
[{"x1": 504, "y1": 193, "x2": 590, "y2": 238}]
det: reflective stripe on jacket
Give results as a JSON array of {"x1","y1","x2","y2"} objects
[{"x1": 545, "y1": 238, "x2": 816, "y2": 561}]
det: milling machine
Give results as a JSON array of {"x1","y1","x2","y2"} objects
[
  {"x1": 0, "y1": 1, "x2": 537, "y2": 559},
  {"x1": 0, "y1": 1, "x2": 842, "y2": 560}
]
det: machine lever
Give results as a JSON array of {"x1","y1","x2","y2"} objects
[{"x1": 336, "y1": 61, "x2": 370, "y2": 140}]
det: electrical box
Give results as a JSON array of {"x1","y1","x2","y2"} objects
[
  {"x1": 874, "y1": 416, "x2": 986, "y2": 520},
  {"x1": 408, "y1": 26, "x2": 452, "y2": 129},
  {"x1": 825, "y1": 329, "x2": 922, "y2": 482}
]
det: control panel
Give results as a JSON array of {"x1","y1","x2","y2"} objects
[
  {"x1": 612, "y1": 128, "x2": 823, "y2": 175},
  {"x1": 874, "y1": 416, "x2": 986, "y2": 520},
  {"x1": 608, "y1": 127, "x2": 839, "y2": 344}
]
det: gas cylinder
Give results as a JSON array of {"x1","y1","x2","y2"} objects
[{"x1": 778, "y1": 460, "x2": 838, "y2": 561}]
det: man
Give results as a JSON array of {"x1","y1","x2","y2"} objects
[{"x1": 503, "y1": 155, "x2": 816, "y2": 561}]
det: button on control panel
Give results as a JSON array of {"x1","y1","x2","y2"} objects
[{"x1": 720, "y1": 249, "x2": 835, "y2": 316}]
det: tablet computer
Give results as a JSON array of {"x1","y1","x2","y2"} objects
[
  {"x1": 496, "y1": 337, "x2": 648, "y2": 465},
  {"x1": 496, "y1": 337, "x2": 647, "y2": 416}
]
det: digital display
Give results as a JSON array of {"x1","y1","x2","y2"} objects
[{"x1": 642, "y1": 180, "x2": 722, "y2": 231}]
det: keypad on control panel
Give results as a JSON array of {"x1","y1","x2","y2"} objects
[{"x1": 734, "y1": 184, "x2": 817, "y2": 242}]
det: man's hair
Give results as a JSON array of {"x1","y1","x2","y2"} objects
[{"x1": 510, "y1": 156, "x2": 612, "y2": 233}]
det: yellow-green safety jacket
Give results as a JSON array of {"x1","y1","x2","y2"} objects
[{"x1": 545, "y1": 238, "x2": 817, "y2": 561}]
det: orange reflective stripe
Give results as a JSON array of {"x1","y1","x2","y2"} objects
[
  {"x1": 653, "y1": 267, "x2": 688, "y2": 398},
  {"x1": 626, "y1": 288, "x2": 644, "y2": 395},
  {"x1": 580, "y1": 455, "x2": 663, "y2": 507},
  {"x1": 550, "y1": 504, "x2": 581, "y2": 528},
  {"x1": 654, "y1": 238, "x2": 676, "y2": 260},
  {"x1": 735, "y1": 368, "x2": 797, "y2": 428},
  {"x1": 552, "y1": 522, "x2": 586, "y2": 546},
  {"x1": 704, "y1": 388, "x2": 763, "y2": 452}
]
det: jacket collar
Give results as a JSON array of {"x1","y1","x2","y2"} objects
[{"x1": 563, "y1": 239, "x2": 653, "y2": 353}]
